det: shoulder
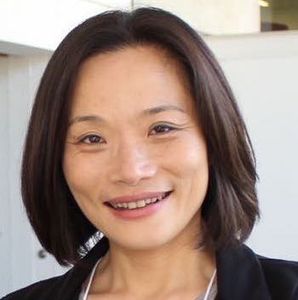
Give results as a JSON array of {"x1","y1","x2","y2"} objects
[
  {"x1": 216, "y1": 243, "x2": 298, "y2": 299},
  {"x1": 2, "y1": 237, "x2": 109, "y2": 300},
  {"x1": 1, "y1": 275, "x2": 63, "y2": 300},
  {"x1": 257, "y1": 255, "x2": 298, "y2": 299},
  {"x1": 1, "y1": 263, "x2": 89, "y2": 300}
]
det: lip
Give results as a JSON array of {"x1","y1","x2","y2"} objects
[
  {"x1": 106, "y1": 191, "x2": 171, "y2": 205},
  {"x1": 107, "y1": 191, "x2": 172, "y2": 220}
]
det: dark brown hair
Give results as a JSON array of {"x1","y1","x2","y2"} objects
[{"x1": 22, "y1": 7, "x2": 259, "y2": 266}]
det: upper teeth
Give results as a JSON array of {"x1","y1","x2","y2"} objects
[{"x1": 111, "y1": 194, "x2": 165, "y2": 209}]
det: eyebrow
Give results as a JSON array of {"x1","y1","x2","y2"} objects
[{"x1": 68, "y1": 104, "x2": 187, "y2": 127}]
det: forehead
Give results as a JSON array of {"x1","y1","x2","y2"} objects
[{"x1": 70, "y1": 45, "x2": 193, "y2": 117}]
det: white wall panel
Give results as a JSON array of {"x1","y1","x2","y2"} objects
[
  {"x1": 224, "y1": 56, "x2": 298, "y2": 260},
  {"x1": 8, "y1": 56, "x2": 33, "y2": 291},
  {"x1": 206, "y1": 31, "x2": 298, "y2": 260},
  {"x1": 0, "y1": 55, "x2": 12, "y2": 296},
  {"x1": 0, "y1": 54, "x2": 68, "y2": 297}
]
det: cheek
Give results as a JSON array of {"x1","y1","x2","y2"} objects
[
  {"x1": 62, "y1": 151, "x2": 104, "y2": 198},
  {"x1": 168, "y1": 136, "x2": 209, "y2": 208},
  {"x1": 187, "y1": 142, "x2": 209, "y2": 188},
  {"x1": 169, "y1": 137, "x2": 208, "y2": 177}
]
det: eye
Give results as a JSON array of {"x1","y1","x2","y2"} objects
[
  {"x1": 149, "y1": 124, "x2": 177, "y2": 135},
  {"x1": 79, "y1": 134, "x2": 104, "y2": 145}
]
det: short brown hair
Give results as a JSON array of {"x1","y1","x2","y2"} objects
[{"x1": 22, "y1": 7, "x2": 259, "y2": 266}]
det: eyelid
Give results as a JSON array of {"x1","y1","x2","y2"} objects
[
  {"x1": 71, "y1": 122, "x2": 182, "y2": 143},
  {"x1": 149, "y1": 122, "x2": 181, "y2": 134},
  {"x1": 151, "y1": 121, "x2": 181, "y2": 128},
  {"x1": 77, "y1": 133, "x2": 104, "y2": 145}
]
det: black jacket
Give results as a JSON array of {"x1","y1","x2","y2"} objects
[{"x1": 2, "y1": 237, "x2": 298, "y2": 300}]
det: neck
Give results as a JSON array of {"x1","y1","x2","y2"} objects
[{"x1": 91, "y1": 221, "x2": 216, "y2": 299}]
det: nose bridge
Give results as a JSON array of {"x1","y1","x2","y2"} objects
[
  {"x1": 110, "y1": 133, "x2": 156, "y2": 185},
  {"x1": 118, "y1": 137, "x2": 146, "y2": 165}
]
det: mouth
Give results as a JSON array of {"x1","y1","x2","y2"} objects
[{"x1": 105, "y1": 191, "x2": 172, "y2": 211}]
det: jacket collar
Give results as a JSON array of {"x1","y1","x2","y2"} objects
[
  {"x1": 56, "y1": 237, "x2": 271, "y2": 300},
  {"x1": 56, "y1": 236, "x2": 110, "y2": 299},
  {"x1": 216, "y1": 243, "x2": 271, "y2": 300}
]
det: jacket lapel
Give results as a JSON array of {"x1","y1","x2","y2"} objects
[{"x1": 56, "y1": 236, "x2": 110, "y2": 300}]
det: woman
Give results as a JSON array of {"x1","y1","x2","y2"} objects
[{"x1": 2, "y1": 7, "x2": 297, "y2": 300}]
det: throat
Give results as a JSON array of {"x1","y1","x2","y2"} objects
[{"x1": 90, "y1": 246, "x2": 216, "y2": 300}]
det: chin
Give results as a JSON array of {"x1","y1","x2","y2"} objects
[{"x1": 110, "y1": 227, "x2": 188, "y2": 252}]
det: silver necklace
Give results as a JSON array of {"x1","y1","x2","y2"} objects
[{"x1": 194, "y1": 269, "x2": 217, "y2": 300}]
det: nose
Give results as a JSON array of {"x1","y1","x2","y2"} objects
[{"x1": 109, "y1": 139, "x2": 157, "y2": 186}]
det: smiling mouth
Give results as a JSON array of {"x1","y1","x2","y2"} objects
[{"x1": 105, "y1": 191, "x2": 172, "y2": 211}]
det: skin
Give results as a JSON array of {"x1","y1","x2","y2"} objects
[{"x1": 63, "y1": 45, "x2": 215, "y2": 299}]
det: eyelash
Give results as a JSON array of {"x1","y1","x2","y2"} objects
[
  {"x1": 79, "y1": 134, "x2": 104, "y2": 145},
  {"x1": 78, "y1": 124, "x2": 178, "y2": 145},
  {"x1": 149, "y1": 124, "x2": 178, "y2": 135}
]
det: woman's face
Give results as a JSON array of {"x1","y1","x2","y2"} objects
[{"x1": 63, "y1": 45, "x2": 209, "y2": 250}]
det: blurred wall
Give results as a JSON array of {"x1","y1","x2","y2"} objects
[{"x1": 0, "y1": 0, "x2": 260, "y2": 51}]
